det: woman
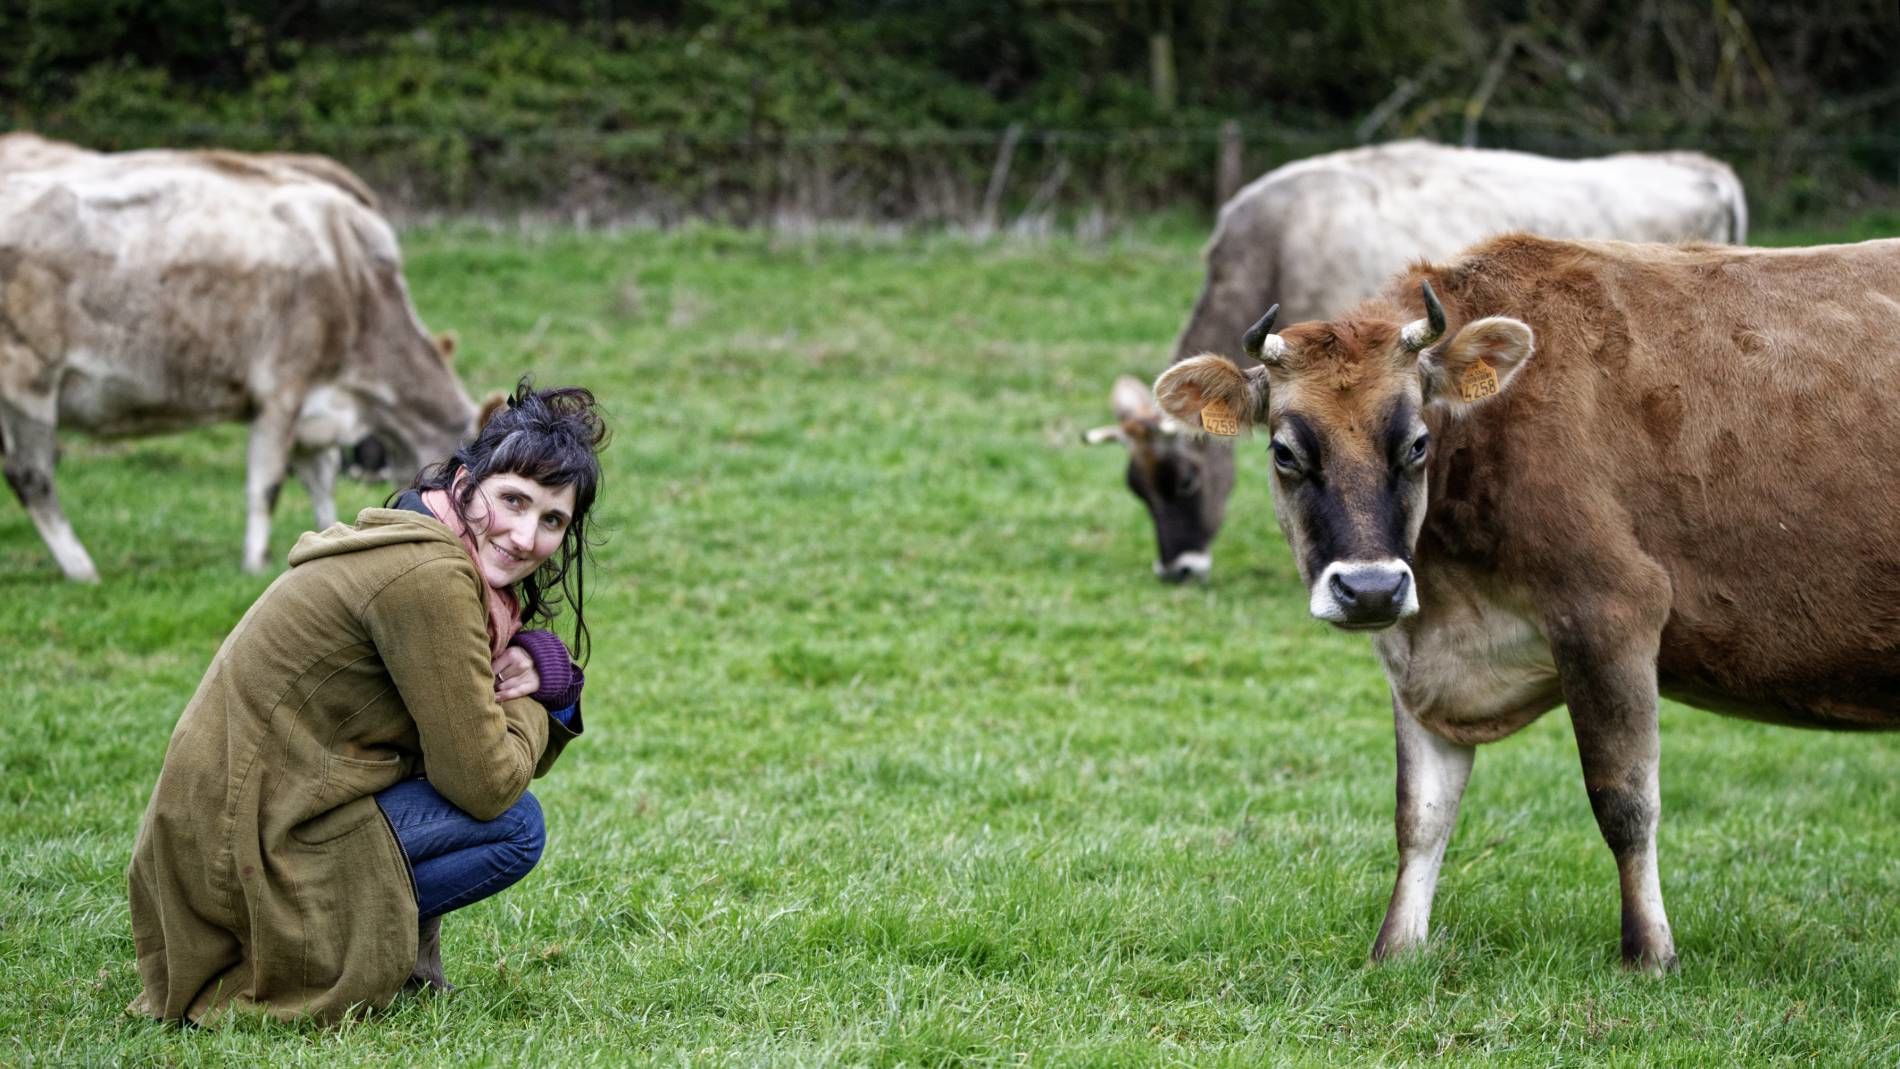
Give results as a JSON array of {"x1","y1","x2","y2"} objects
[{"x1": 127, "y1": 381, "x2": 608, "y2": 1024}]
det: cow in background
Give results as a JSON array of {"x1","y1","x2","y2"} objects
[
  {"x1": 0, "y1": 148, "x2": 484, "y2": 581},
  {"x1": 1087, "y1": 140, "x2": 1748, "y2": 582},
  {"x1": 1150, "y1": 232, "x2": 1900, "y2": 969},
  {"x1": 0, "y1": 132, "x2": 403, "y2": 493}
]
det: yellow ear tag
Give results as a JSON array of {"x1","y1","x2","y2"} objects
[
  {"x1": 1458, "y1": 360, "x2": 1499, "y2": 402},
  {"x1": 1199, "y1": 397, "x2": 1240, "y2": 436}
]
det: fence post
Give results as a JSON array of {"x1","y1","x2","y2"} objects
[
  {"x1": 1217, "y1": 119, "x2": 1244, "y2": 211},
  {"x1": 979, "y1": 122, "x2": 1024, "y2": 235}
]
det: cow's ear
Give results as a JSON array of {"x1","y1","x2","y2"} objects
[
  {"x1": 1087, "y1": 375, "x2": 1160, "y2": 447},
  {"x1": 1153, "y1": 354, "x2": 1265, "y2": 436},
  {"x1": 1111, "y1": 375, "x2": 1159, "y2": 425},
  {"x1": 477, "y1": 391, "x2": 506, "y2": 431},
  {"x1": 435, "y1": 330, "x2": 460, "y2": 362},
  {"x1": 1423, "y1": 317, "x2": 1533, "y2": 408}
]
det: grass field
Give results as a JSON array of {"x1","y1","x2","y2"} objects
[{"x1": 4, "y1": 216, "x2": 1900, "y2": 1065}]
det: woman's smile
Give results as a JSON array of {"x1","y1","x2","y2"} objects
[{"x1": 466, "y1": 473, "x2": 577, "y2": 589}]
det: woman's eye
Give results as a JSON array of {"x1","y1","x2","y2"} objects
[
  {"x1": 542, "y1": 515, "x2": 563, "y2": 530},
  {"x1": 1270, "y1": 442, "x2": 1300, "y2": 473},
  {"x1": 1407, "y1": 434, "x2": 1430, "y2": 465}
]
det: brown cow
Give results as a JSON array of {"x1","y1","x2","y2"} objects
[
  {"x1": 1092, "y1": 140, "x2": 1747, "y2": 582},
  {"x1": 0, "y1": 147, "x2": 476, "y2": 581},
  {"x1": 1151, "y1": 232, "x2": 1900, "y2": 970}
]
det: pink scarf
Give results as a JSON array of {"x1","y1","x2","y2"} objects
[{"x1": 423, "y1": 487, "x2": 522, "y2": 659}]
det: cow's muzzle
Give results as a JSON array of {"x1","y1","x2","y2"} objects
[
  {"x1": 1309, "y1": 560, "x2": 1418, "y2": 629},
  {"x1": 344, "y1": 436, "x2": 392, "y2": 481},
  {"x1": 1155, "y1": 551, "x2": 1212, "y2": 583}
]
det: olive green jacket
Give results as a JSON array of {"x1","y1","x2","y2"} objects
[{"x1": 127, "y1": 509, "x2": 578, "y2": 1024}]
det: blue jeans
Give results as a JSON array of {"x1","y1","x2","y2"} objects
[{"x1": 374, "y1": 777, "x2": 546, "y2": 921}]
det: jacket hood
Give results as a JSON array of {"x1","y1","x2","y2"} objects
[{"x1": 287, "y1": 508, "x2": 464, "y2": 567}]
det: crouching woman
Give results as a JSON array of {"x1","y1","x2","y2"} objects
[{"x1": 127, "y1": 382, "x2": 607, "y2": 1024}]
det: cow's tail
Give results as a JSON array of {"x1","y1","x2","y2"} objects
[
  {"x1": 327, "y1": 200, "x2": 403, "y2": 311},
  {"x1": 1726, "y1": 175, "x2": 1750, "y2": 245},
  {"x1": 1705, "y1": 160, "x2": 1750, "y2": 245},
  {"x1": 276, "y1": 155, "x2": 379, "y2": 211}
]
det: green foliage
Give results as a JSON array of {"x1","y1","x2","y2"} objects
[
  {"x1": 4, "y1": 217, "x2": 1900, "y2": 1062},
  {"x1": 4, "y1": 4, "x2": 1895, "y2": 226}
]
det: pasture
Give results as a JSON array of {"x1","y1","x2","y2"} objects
[{"x1": 4, "y1": 216, "x2": 1898, "y2": 1065}]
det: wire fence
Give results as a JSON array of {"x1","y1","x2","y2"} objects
[{"x1": 18, "y1": 116, "x2": 1900, "y2": 231}]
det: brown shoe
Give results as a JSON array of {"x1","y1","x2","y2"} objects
[{"x1": 404, "y1": 914, "x2": 455, "y2": 993}]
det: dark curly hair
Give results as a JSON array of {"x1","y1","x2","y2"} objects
[{"x1": 397, "y1": 378, "x2": 609, "y2": 665}]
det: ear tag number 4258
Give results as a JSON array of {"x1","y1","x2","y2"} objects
[
  {"x1": 1459, "y1": 361, "x2": 1499, "y2": 402},
  {"x1": 1200, "y1": 397, "x2": 1240, "y2": 436}
]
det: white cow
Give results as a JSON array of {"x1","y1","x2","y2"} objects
[{"x1": 0, "y1": 150, "x2": 484, "y2": 581}]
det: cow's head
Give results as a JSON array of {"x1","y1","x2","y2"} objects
[
  {"x1": 1084, "y1": 375, "x2": 1234, "y2": 582},
  {"x1": 341, "y1": 327, "x2": 482, "y2": 482},
  {"x1": 325, "y1": 368, "x2": 499, "y2": 483},
  {"x1": 1152, "y1": 283, "x2": 1534, "y2": 629}
]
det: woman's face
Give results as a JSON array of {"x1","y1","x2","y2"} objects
[{"x1": 462, "y1": 471, "x2": 578, "y2": 589}]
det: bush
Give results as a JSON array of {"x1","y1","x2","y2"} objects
[{"x1": 4, "y1": 4, "x2": 1895, "y2": 228}]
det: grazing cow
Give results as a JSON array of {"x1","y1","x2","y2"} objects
[
  {"x1": 1089, "y1": 140, "x2": 1748, "y2": 582},
  {"x1": 0, "y1": 133, "x2": 403, "y2": 502},
  {"x1": 0, "y1": 151, "x2": 480, "y2": 581},
  {"x1": 1148, "y1": 232, "x2": 1900, "y2": 970}
]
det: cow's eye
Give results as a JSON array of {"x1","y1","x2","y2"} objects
[
  {"x1": 1406, "y1": 434, "x2": 1430, "y2": 466},
  {"x1": 1173, "y1": 464, "x2": 1201, "y2": 497},
  {"x1": 1270, "y1": 441, "x2": 1301, "y2": 475}
]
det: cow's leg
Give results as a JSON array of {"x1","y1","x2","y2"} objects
[
  {"x1": 243, "y1": 403, "x2": 299, "y2": 574},
  {"x1": 1552, "y1": 629, "x2": 1675, "y2": 973},
  {"x1": 0, "y1": 396, "x2": 97, "y2": 583},
  {"x1": 1372, "y1": 698, "x2": 1475, "y2": 960},
  {"x1": 291, "y1": 445, "x2": 339, "y2": 531}
]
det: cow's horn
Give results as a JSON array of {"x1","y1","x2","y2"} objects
[
  {"x1": 1401, "y1": 281, "x2": 1447, "y2": 351},
  {"x1": 1242, "y1": 303, "x2": 1288, "y2": 364}
]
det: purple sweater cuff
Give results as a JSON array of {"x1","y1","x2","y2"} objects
[{"x1": 511, "y1": 629, "x2": 585, "y2": 710}]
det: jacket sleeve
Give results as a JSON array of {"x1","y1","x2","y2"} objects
[
  {"x1": 511, "y1": 629, "x2": 585, "y2": 710},
  {"x1": 364, "y1": 556, "x2": 548, "y2": 821}
]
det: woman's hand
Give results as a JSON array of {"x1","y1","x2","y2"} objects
[{"x1": 492, "y1": 646, "x2": 542, "y2": 703}]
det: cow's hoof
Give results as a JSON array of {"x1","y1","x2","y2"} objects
[
  {"x1": 1621, "y1": 948, "x2": 1679, "y2": 975},
  {"x1": 1369, "y1": 931, "x2": 1429, "y2": 963}
]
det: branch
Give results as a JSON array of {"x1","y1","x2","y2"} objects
[
  {"x1": 1463, "y1": 28, "x2": 1523, "y2": 147},
  {"x1": 1017, "y1": 156, "x2": 1072, "y2": 226},
  {"x1": 1722, "y1": 1, "x2": 1784, "y2": 111},
  {"x1": 1357, "y1": 57, "x2": 1450, "y2": 143},
  {"x1": 1515, "y1": 35, "x2": 1630, "y2": 125}
]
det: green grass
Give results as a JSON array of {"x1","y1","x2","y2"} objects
[
  {"x1": 1751, "y1": 210, "x2": 1900, "y2": 248},
  {"x1": 5, "y1": 215, "x2": 1900, "y2": 1066}
]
